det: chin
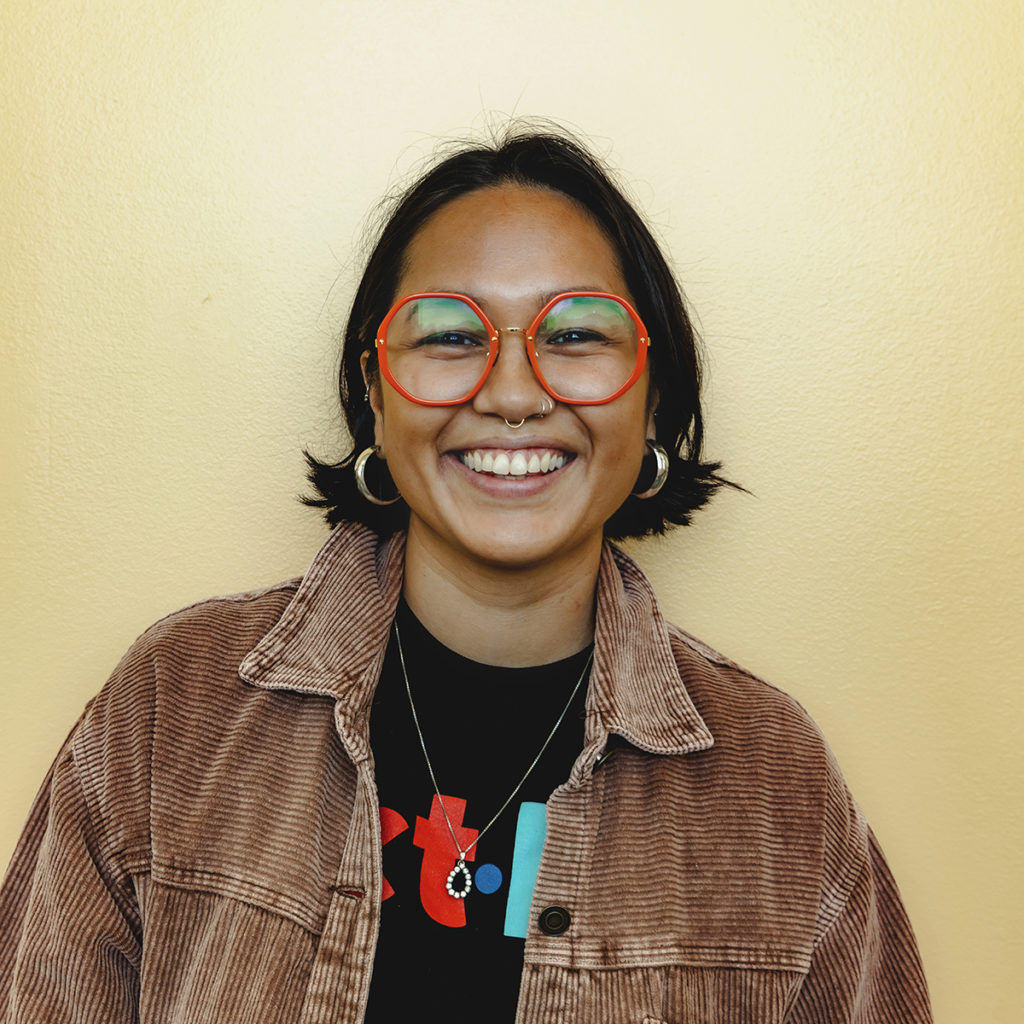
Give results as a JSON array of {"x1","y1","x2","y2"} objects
[{"x1": 462, "y1": 522, "x2": 604, "y2": 574}]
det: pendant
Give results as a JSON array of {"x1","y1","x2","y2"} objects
[{"x1": 445, "y1": 859, "x2": 472, "y2": 899}]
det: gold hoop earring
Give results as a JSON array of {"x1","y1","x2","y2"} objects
[
  {"x1": 632, "y1": 440, "x2": 669, "y2": 499},
  {"x1": 354, "y1": 445, "x2": 401, "y2": 506}
]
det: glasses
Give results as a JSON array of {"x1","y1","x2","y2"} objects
[{"x1": 375, "y1": 291, "x2": 650, "y2": 407}]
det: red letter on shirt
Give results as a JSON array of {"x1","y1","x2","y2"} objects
[
  {"x1": 379, "y1": 807, "x2": 408, "y2": 901},
  {"x1": 413, "y1": 794, "x2": 478, "y2": 927}
]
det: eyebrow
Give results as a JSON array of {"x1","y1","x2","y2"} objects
[{"x1": 424, "y1": 287, "x2": 612, "y2": 308}]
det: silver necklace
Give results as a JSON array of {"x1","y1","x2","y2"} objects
[{"x1": 393, "y1": 620, "x2": 593, "y2": 900}]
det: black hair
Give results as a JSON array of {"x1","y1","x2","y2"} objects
[{"x1": 304, "y1": 126, "x2": 728, "y2": 539}]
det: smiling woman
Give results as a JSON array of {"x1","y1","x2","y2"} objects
[
  {"x1": 0, "y1": 130, "x2": 932, "y2": 1023},
  {"x1": 364, "y1": 185, "x2": 658, "y2": 650}
]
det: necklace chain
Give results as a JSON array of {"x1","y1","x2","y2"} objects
[{"x1": 393, "y1": 620, "x2": 593, "y2": 899}]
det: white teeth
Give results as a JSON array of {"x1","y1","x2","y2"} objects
[{"x1": 459, "y1": 449, "x2": 568, "y2": 477}]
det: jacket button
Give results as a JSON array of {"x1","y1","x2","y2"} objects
[{"x1": 538, "y1": 905, "x2": 571, "y2": 935}]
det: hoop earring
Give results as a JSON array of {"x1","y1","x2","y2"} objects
[
  {"x1": 632, "y1": 440, "x2": 669, "y2": 499},
  {"x1": 354, "y1": 445, "x2": 401, "y2": 506}
]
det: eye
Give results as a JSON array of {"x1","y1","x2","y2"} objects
[
  {"x1": 408, "y1": 330, "x2": 490, "y2": 360},
  {"x1": 415, "y1": 330, "x2": 485, "y2": 348},
  {"x1": 540, "y1": 329, "x2": 610, "y2": 350},
  {"x1": 545, "y1": 328, "x2": 605, "y2": 345}
]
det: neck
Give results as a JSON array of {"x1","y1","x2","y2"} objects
[{"x1": 402, "y1": 525, "x2": 602, "y2": 668}]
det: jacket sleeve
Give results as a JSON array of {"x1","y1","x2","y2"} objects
[
  {"x1": 787, "y1": 773, "x2": 932, "y2": 1023},
  {"x1": 0, "y1": 734, "x2": 142, "y2": 1023}
]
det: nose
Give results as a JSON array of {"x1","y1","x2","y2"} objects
[{"x1": 471, "y1": 329, "x2": 550, "y2": 422}]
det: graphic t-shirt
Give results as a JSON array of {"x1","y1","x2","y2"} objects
[{"x1": 363, "y1": 601, "x2": 591, "y2": 1022}]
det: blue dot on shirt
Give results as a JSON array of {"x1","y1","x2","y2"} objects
[{"x1": 475, "y1": 863, "x2": 502, "y2": 894}]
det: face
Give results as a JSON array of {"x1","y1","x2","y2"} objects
[{"x1": 365, "y1": 184, "x2": 655, "y2": 575}]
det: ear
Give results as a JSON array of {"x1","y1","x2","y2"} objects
[{"x1": 360, "y1": 351, "x2": 386, "y2": 452}]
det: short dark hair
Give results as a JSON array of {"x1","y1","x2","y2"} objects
[{"x1": 304, "y1": 126, "x2": 728, "y2": 539}]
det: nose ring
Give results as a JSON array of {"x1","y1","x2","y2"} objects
[{"x1": 503, "y1": 397, "x2": 555, "y2": 429}]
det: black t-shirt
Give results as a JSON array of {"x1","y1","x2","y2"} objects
[{"x1": 364, "y1": 601, "x2": 591, "y2": 1022}]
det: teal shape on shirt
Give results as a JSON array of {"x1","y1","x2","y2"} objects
[{"x1": 503, "y1": 801, "x2": 546, "y2": 939}]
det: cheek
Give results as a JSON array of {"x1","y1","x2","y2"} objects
[
  {"x1": 624, "y1": 390, "x2": 656, "y2": 448},
  {"x1": 592, "y1": 408, "x2": 650, "y2": 495},
  {"x1": 371, "y1": 395, "x2": 447, "y2": 475}
]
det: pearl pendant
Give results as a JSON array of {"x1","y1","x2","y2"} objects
[{"x1": 445, "y1": 859, "x2": 472, "y2": 899}]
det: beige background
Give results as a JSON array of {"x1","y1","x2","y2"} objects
[{"x1": 2, "y1": 1, "x2": 1021, "y2": 1020}]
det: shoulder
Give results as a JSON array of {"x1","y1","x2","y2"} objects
[
  {"x1": 77, "y1": 576, "x2": 311, "y2": 749},
  {"x1": 662, "y1": 621, "x2": 872, "y2": 895},
  {"x1": 639, "y1": 620, "x2": 867, "y2": 864},
  {"x1": 126, "y1": 578, "x2": 301, "y2": 671},
  {"x1": 665, "y1": 621, "x2": 830, "y2": 759},
  {"x1": 75, "y1": 579, "x2": 303, "y2": 736},
  {"x1": 67, "y1": 579, "x2": 306, "y2": 859}
]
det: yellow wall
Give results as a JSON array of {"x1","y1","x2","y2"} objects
[{"x1": 2, "y1": 1, "x2": 1021, "y2": 1019}]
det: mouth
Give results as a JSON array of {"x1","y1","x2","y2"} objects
[{"x1": 458, "y1": 447, "x2": 570, "y2": 477}]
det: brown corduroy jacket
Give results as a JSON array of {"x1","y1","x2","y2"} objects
[{"x1": 1, "y1": 525, "x2": 931, "y2": 1023}]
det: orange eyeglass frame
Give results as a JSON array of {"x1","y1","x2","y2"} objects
[{"x1": 374, "y1": 290, "x2": 650, "y2": 407}]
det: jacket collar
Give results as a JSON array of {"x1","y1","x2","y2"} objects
[
  {"x1": 239, "y1": 524, "x2": 713, "y2": 764},
  {"x1": 589, "y1": 543, "x2": 714, "y2": 757}
]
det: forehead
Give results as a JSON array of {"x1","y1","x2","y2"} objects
[{"x1": 396, "y1": 185, "x2": 629, "y2": 305}]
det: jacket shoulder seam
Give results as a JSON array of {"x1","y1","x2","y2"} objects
[
  {"x1": 666, "y1": 623, "x2": 824, "y2": 725},
  {"x1": 141, "y1": 578, "x2": 302, "y2": 632}
]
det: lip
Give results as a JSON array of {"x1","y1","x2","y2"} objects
[{"x1": 448, "y1": 433, "x2": 574, "y2": 450}]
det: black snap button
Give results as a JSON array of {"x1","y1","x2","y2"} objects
[{"x1": 538, "y1": 904, "x2": 571, "y2": 935}]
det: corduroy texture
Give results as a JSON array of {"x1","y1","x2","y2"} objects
[{"x1": 0, "y1": 524, "x2": 931, "y2": 1023}]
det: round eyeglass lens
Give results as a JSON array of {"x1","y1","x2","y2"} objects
[
  {"x1": 383, "y1": 296, "x2": 492, "y2": 403},
  {"x1": 532, "y1": 295, "x2": 641, "y2": 401}
]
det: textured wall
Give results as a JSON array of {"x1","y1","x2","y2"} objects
[{"x1": 2, "y1": 1, "x2": 1021, "y2": 1020}]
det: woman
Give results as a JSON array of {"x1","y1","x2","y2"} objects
[{"x1": 0, "y1": 130, "x2": 931, "y2": 1022}]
